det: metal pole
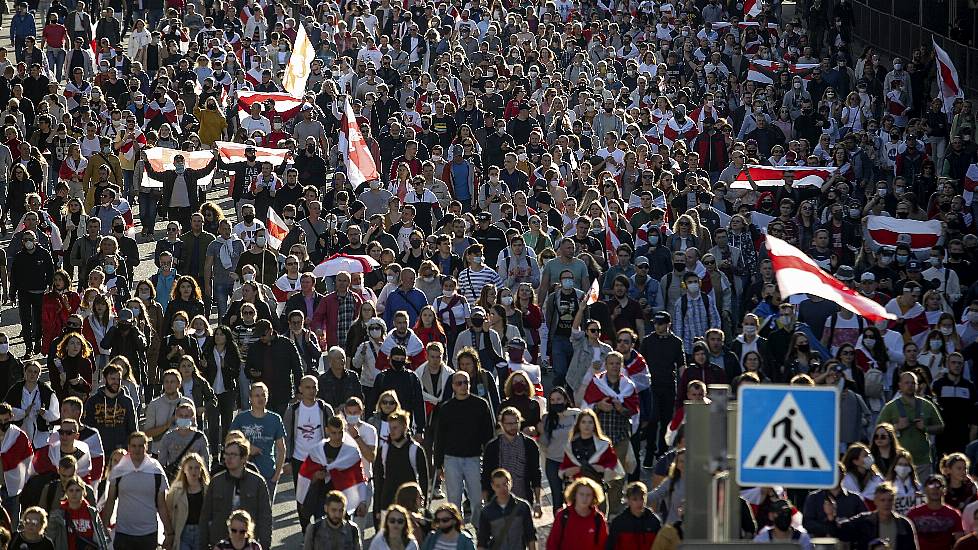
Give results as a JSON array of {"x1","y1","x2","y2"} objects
[
  {"x1": 725, "y1": 400, "x2": 741, "y2": 541},
  {"x1": 685, "y1": 401, "x2": 711, "y2": 541}
]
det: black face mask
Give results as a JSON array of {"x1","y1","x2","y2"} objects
[
  {"x1": 471, "y1": 317, "x2": 485, "y2": 328},
  {"x1": 439, "y1": 524, "x2": 455, "y2": 534},
  {"x1": 391, "y1": 358, "x2": 406, "y2": 369},
  {"x1": 674, "y1": 262, "x2": 685, "y2": 272},
  {"x1": 797, "y1": 343, "x2": 810, "y2": 353},
  {"x1": 113, "y1": 225, "x2": 124, "y2": 232},
  {"x1": 549, "y1": 402, "x2": 568, "y2": 415},
  {"x1": 0, "y1": 422, "x2": 10, "y2": 431},
  {"x1": 243, "y1": 214, "x2": 255, "y2": 223}
]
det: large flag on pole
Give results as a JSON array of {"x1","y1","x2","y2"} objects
[
  {"x1": 933, "y1": 38, "x2": 964, "y2": 121},
  {"x1": 340, "y1": 97, "x2": 379, "y2": 186},
  {"x1": 283, "y1": 24, "x2": 314, "y2": 97},
  {"x1": 142, "y1": 148, "x2": 216, "y2": 188},
  {"x1": 744, "y1": 0, "x2": 762, "y2": 17},
  {"x1": 766, "y1": 234, "x2": 895, "y2": 322},
  {"x1": 865, "y1": 216, "x2": 942, "y2": 254},
  {"x1": 266, "y1": 207, "x2": 289, "y2": 250},
  {"x1": 729, "y1": 165, "x2": 837, "y2": 189},
  {"x1": 236, "y1": 91, "x2": 304, "y2": 122}
]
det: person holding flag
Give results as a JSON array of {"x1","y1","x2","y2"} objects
[{"x1": 295, "y1": 415, "x2": 369, "y2": 518}]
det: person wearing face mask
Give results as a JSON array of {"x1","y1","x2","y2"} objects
[
  {"x1": 921, "y1": 245, "x2": 962, "y2": 306},
  {"x1": 373, "y1": 344, "x2": 427, "y2": 436},
  {"x1": 11, "y1": 230, "x2": 55, "y2": 357},
  {"x1": 281, "y1": 374, "x2": 333, "y2": 532},
  {"x1": 372, "y1": 408, "x2": 428, "y2": 526},
  {"x1": 99, "y1": 308, "x2": 148, "y2": 387},
  {"x1": 156, "y1": 402, "x2": 209, "y2": 475},
  {"x1": 144, "y1": 151, "x2": 217, "y2": 232},
  {"x1": 753, "y1": 499, "x2": 813, "y2": 548}
]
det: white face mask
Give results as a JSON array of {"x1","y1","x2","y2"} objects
[
  {"x1": 173, "y1": 320, "x2": 187, "y2": 331},
  {"x1": 501, "y1": 296, "x2": 513, "y2": 306},
  {"x1": 743, "y1": 325, "x2": 757, "y2": 336},
  {"x1": 0, "y1": 343, "x2": 8, "y2": 354},
  {"x1": 862, "y1": 454, "x2": 874, "y2": 469},
  {"x1": 346, "y1": 414, "x2": 360, "y2": 425},
  {"x1": 863, "y1": 338, "x2": 877, "y2": 349},
  {"x1": 686, "y1": 282, "x2": 699, "y2": 294},
  {"x1": 243, "y1": 273, "x2": 256, "y2": 282},
  {"x1": 940, "y1": 327, "x2": 953, "y2": 336}
]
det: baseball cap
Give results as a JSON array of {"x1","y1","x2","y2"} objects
[
  {"x1": 906, "y1": 259, "x2": 923, "y2": 273},
  {"x1": 508, "y1": 337, "x2": 527, "y2": 349},
  {"x1": 653, "y1": 311, "x2": 671, "y2": 324},
  {"x1": 476, "y1": 211, "x2": 492, "y2": 221},
  {"x1": 771, "y1": 499, "x2": 792, "y2": 514},
  {"x1": 635, "y1": 256, "x2": 650, "y2": 267},
  {"x1": 861, "y1": 272, "x2": 876, "y2": 282},
  {"x1": 835, "y1": 265, "x2": 855, "y2": 282}
]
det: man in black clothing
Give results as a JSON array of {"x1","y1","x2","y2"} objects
[
  {"x1": 933, "y1": 352, "x2": 977, "y2": 456},
  {"x1": 470, "y1": 211, "x2": 507, "y2": 264},
  {"x1": 639, "y1": 311, "x2": 685, "y2": 464},
  {"x1": 372, "y1": 410, "x2": 428, "y2": 523},
  {"x1": 435, "y1": 370, "x2": 495, "y2": 527},
  {"x1": 373, "y1": 345, "x2": 427, "y2": 436},
  {"x1": 10, "y1": 230, "x2": 54, "y2": 356},
  {"x1": 245, "y1": 319, "x2": 303, "y2": 416}
]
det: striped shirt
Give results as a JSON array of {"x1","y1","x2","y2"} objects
[{"x1": 458, "y1": 266, "x2": 503, "y2": 303}]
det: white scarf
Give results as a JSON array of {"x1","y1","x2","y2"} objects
[{"x1": 214, "y1": 234, "x2": 238, "y2": 270}]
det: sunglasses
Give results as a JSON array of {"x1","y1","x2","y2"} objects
[
  {"x1": 380, "y1": 400, "x2": 396, "y2": 406},
  {"x1": 58, "y1": 429, "x2": 77, "y2": 436},
  {"x1": 388, "y1": 517, "x2": 406, "y2": 525},
  {"x1": 587, "y1": 328, "x2": 600, "y2": 334}
]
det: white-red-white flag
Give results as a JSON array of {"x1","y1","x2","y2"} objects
[
  {"x1": 236, "y1": 90, "x2": 304, "y2": 122},
  {"x1": 604, "y1": 204, "x2": 621, "y2": 267},
  {"x1": 766, "y1": 234, "x2": 895, "y2": 322},
  {"x1": 216, "y1": 141, "x2": 290, "y2": 166},
  {"x1": 1, "y1": 427, "x2": 34, "y2": 496},
  {"x1": 142, "y1": 148, "x2": 217, "y2": 188},
  {"x1": 340, "y1": 97, "x2": 379, "y2": 186},
  {"x1": 865, "y1": 216, "x2": 942, "y2": 253},
  {"x1": 586, "y1": 278, "x2": 600, "y2": 305},
  {"x1": 266, "y1": 207, "x2": 289, "y2": 250},
  {"x1": 296, "y1": 436, "x2": 368, "y2": 514},
  {"x1": 661, "y1": 116, "x2": 698, "y2": 149},
  {"x1": 964, "y1": 164, "x2": 978, "y2": 205},
  {"x1": 729, "y1": 165, "x2": 837, "y2": 189},
  {"x1": 744, "y1": 0, "x2": 762, "y2": 17},
  {"x1": 934, "y1": 38, "x2": 964, "y2": 121}
]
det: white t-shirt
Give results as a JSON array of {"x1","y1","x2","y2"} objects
[
  {"x1": 232, "y1": 220, "x2": 266, "y2": 247},
  {"x1": 351, "y1": 421, "x2": 378, "y2": 480},
  {"x1": 292, "y1": 402, "x2": 324, "y2": 460}
]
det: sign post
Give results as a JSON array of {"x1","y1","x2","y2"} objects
[{"x1": 736, "y1": 385, "x2": 840, "y2": 489}]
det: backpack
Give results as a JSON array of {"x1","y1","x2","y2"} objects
[
  {"x1": 113, "y1": 471, "x2": 164, "y2": 509},
  {"x1": 864, "y1": 368, "x2": 885, "y2": 399},
  {"x1": 827, "y1": 313, "x2": 864, "y2": 347},
  {"x1": 681, "y1": 292, "x2": 712, "y2": 327},
  {"x1": 557, "y1": 506, "x2": 601, "y2": 547}
]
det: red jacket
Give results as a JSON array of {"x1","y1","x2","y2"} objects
[
  {"x1": 546, "y1": 506, "x2": 608, "y2": 550},
  {"x1": 310, "y1": 291, "x2": 364, "y2": 347},
  {"x1": 41, "y1": 291, "x2": 81, "y2": 351}
]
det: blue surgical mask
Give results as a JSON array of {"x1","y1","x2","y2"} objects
[
  {"x1": 104, "y1": 265, "x2": 116, "y2": 275},
  {"x1": 561, "y1": 278, "x2": 574, "y2": 289},
  {"x1": 175, "y1": 418, "x2": 192, "y2": 428},
  {"x1": 649, "y1": 235, "x2": 659, "y2": 246}
]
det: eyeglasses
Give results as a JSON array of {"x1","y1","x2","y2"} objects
[
  {"x1": 703, "y1": 261, "x2": 716, "y2": 266},
  {"x1": 587, "y1": 328, "x2": 600, "y2": 334},
  {"x1": 874, "y1": 433, "x2": 888, "y2": 440}
]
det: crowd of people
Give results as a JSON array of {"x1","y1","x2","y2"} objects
[{"x1": 0, "y1": 0, "x2": 977, "y2": 548}]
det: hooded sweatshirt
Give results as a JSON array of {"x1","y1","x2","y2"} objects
[{"x1": 83, "y1": 385, "x2": 137, "y2": 453}]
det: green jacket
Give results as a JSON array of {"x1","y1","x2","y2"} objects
[{"x1": 877, "y1": 394, "x2": 944, "y2": 466}]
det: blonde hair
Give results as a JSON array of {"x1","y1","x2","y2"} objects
[
  {"x1": 174, "y1": 452, "x2": 210, "y2": 488},
  {"x1": 227, "y1": 510, "x2": 255, "y2": 538},
  {"x1": 564, "y1": 477, "x2": 605, "y2": 508}
]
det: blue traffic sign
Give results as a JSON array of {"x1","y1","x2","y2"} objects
[{"x1": 736, "y1": 384, "x2": 839, "y2": 489}]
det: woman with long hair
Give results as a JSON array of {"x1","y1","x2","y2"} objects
[
  {"x1": 47, "y1": 476, "x2": 111, "y2": 550},
  {"x1": 224, "y1": 282, "x2": 275, "y2": 329},
  {"x1": 369, "y1": 389, "x2": 402, "y2": 446},
  {"x1": 870, "y1": 422, "x2": 905, "y2": 476},
  {"x1": 412, "y1": 306, "x2": 447, "y2": 349},
  {"x1": 164, "y1": 276, "x2": 207, "y2": 337},
  {"x1": 177, "y1": 356, "x2": 217, "y2": 427},
  {"x1": 941, "y1": 453, "x2": 977, "y2": 511},
  {"x1": 158, "y1": 311, "x2": 202, "y2": 375},
  {"x1": 200, "y1": 325, "x2": 240, "y2": 458},
  {"x1": 370, "y1": 504, "x2": 418, "y2": 550},
  {"x1": 82, "y1": 294, "x2": 114, "y2": 371},
  {"x1": 648, "y1": 448, "x2": 686, "y2": 524},
  {"x1": 213, "y1": 510, "x2": 263, "y2": 550},
  {"x1": 841, "y1": 443, "x2": 884, "y2": 502},
  {"x1": 538, "y1": 386, "x2": 579, "y2": 508},
  {"x1": 546, "y1": 477, "x2": 609, "y2": 550},
  {"x1": 514, "y1": 283, "x2": 542, "y2": 362},
  {"x1": 855, "y1": 325, "x2": 890, "y2": 375},
  {"x1": 432, "y1": 277, "x2": 470, "y2": 358},
  {"x1": 166, "y1": 453, "x2": 210, "y2": 550},
  {"x1": 393, "y1": 482, "x2": 432, "y2": 547},
  {"x1": 558, "y1": 409, "x2": 623, "y2": 489},
  {"x1": 41, "y1": 270, "x2": 81, "y2": 353},
  {"x1": 918, "y1": 328, "x2": 949, "y2": 381},
  {"x1": 51, "y1": 332, "x2": 93, "y2": 400},
  {"x1": 499, "y1": 370, "x2": 541, "y2": 435},
  {"x1": 780, "y1": 331, "x2": 818, "y2": 382},
  {"x1": 886, "y1": 449, "x2": 922, "y2": 515}
]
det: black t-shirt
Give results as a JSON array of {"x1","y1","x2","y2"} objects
[
  {"x1": 555, "y1": 292, "x2": 580, "y2": 337},
  {"x1": 186, "y1": 489, "x2": 203, "y2": 525},
  {"x1": 10, "y1": 535, "x2": 55, "y2": 550}
]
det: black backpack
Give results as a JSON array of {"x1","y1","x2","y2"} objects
[{"x1": 681, "y1": 291, "x2": 712, "y2": 326}]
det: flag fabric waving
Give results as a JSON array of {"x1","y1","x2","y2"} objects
[
  {"x1": 581, "y1": 372, "x2": 640, "y2": 434},
  {"x1": 236, "y1": 90, "x2": 304, "y2": 122},
  {"x1": 661, "y1": 116, "x2": 698, "y2": 149},
  {"x1": 283, "y1": 24, "x2": 314, "y2": 96},
  {"x1": 586, "y1": 279, "x2": 600, "y2": 305},
  {"x1": 266, "y1": 207, "x2": 290, "y2": 250},
  {"x1": 729, "y1": 165, "x2": 837, "y2": 189},
  {"x1": 865, "y1": 216, "x2": 943, "y2": 253},
  {"x1": 747, "y1": 59, "x2": 819, "y2": 85},
  {"x1": 604, "y1": 204, "x2": 621, "y2": 267},
  {"x1": 744, "y1": 0, "x2": 761, "y2": 17},
  {"x1": 965, "y1": 164, "x2": 978, "y2": 205},
  {"x1": 766, "y1": 234, "x2": 895, "y2": 322},
  {"x1": 340, "y1": 97, "x2": 379, "y2": 185},
  {"x1": 296, "y1": 436, "x2": 368, "y2": 513},
  {"x1": 142, "y1": 148, "x2": 217, "y2": 188},
  {"x1": 933, "y1": 39, "x2": 963, "y2": 121},
  {"x1": 1, "y1": 427, "x2": 34, "y2": 496},
  {"x1": 216, "y1": 142, "x2": 290, "y2": 166}
]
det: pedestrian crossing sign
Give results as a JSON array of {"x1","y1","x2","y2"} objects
[{"x1": 736, "y1": 385, "x2": 839, "y2": 489}]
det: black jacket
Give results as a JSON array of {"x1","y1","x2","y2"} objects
[
  {"x1": 640, "y1": 331, "x2": 686, "y2": 394},
  {"x1": 10, "y1": 247, "x2": 54, "y2": 294},
  {"x1": 99, "y1": 324, "x2": 148, "y2": 381},
  {"x1": 480, "y1": 433, "x2": 542, "y2": 504},
  {"x1": 200, "y1": 338, "x2": 242, "y2": 397},
  {"x1": 287, "y1": 328, "x2": 322, "y2": 375},
  {"x1": 829, "y1": 511, "x2": 918, "y2": 550},
  {"x1": 145, "y1": 156, "x2": 216, "y2": 212},
  {"x1": 374, "y1": 366, "x2": 427, "y2": 434},
  {"x1": 246, "y1": 335, "x2": 303, "y2": 410}
]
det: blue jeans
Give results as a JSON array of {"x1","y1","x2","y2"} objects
[
  {"x1": 545, "y1": 458, "x2": 563, "y2": 510},
  {"x1": 46, "y1": 49, "x2": 66, "y2": 82},
  {"x1": 444, "y1": 455, "x2": 483, "y2": 526},
  {"x1": 239, "y1": 369, "x2": 252, "y2": 408},
  {"x1": 138, "y1": 191, "x2": 159, "y2": 233},
  {"x1": 123, "y1": 169, "x2": 134, "y2": 200},
  {"x1": 551, "y1": 336, "x2": 573, "y2": 389},
  {"x1": 213, "y1": 282, "x2": 234, "y2": 320},
  {"x1": 179, "y1": 524, "x2": 199, "y2": 550}
]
